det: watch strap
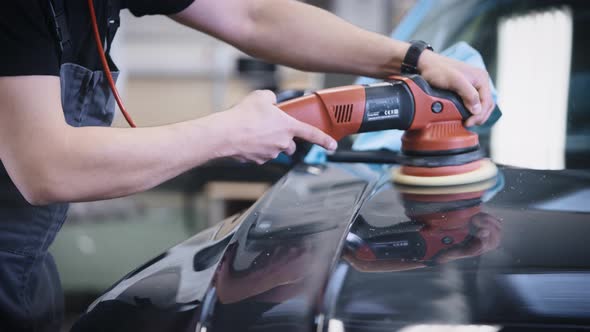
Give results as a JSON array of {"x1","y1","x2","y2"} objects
[{"x1": 401, "y1": 40, "x2": 433, "y2": 74}]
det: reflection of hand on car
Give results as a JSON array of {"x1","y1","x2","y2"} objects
[
  {"x1": 216, "y1": 241, "x2": 314, "y2": 304},
  {"x1": 343, "y1": 249, "x2": 427, "y2": 273},
  {"x1": 436, "y1": 212, "x2": 502, "y2": 264}
]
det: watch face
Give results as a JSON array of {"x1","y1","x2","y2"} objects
[{"x1": 410, "y1": 40, "x2": 433, "y2": 52}]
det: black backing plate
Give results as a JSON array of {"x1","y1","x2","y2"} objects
[{"x1": 397, "y1": 148, "x2": 485, "y2": 167}]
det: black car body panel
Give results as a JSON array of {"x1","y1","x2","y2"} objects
[
  {"x1": 72, "y1": 163, "x2": 590, "y2": 331},
  {"x1": 72, "y1": 163, "x2": 377, "y2": 332},
  {"x1": 333, "y1": 168, "x2": 590, "y2": 331}
]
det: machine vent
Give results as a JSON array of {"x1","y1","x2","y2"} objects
[{"x1": 333, "y1": 104, "x2": 353, "y2": 123}]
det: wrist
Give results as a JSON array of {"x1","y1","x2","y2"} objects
[
  {"x1": 192, "y1": 113, "x2": 236, "y2": 160},
  {"x1": 417, "y1": 48, "x2": 436, "y2": 73},
  {"x1": 377, "y1": 40, "x2": 410, "y2": 77}
]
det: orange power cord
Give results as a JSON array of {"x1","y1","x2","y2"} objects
[{"x1": 87, "y1": 0, "x2": 136, "y2": 127}]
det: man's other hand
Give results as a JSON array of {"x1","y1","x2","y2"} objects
[{"x1": 418, "y1": 51, "x2": 495, "y2": 127}]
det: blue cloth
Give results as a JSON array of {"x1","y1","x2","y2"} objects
[{"x1": 304, "y1": 41, "x2": 499, "y2": 164}]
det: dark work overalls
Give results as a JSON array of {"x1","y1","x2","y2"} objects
[{"x1": 0, "y1": 1, "x2": 120, "y2": 331}]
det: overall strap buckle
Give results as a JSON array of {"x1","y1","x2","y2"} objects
[
  {"x1": 47, "y1": 0, "x2": 72, "y2": 54},
  {"x1": 105, "y1": 0, "x2": 121, "y2": 55}
]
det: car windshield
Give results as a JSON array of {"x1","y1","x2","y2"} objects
[{"x1": 405, "y1": 0, "x2": 590, "y2": 169}]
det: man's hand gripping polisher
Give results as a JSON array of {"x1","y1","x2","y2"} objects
[{"x1": 277, "y1": 75, "x2": 498, "y2": 186}]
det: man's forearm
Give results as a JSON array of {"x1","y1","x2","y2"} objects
[
  {"x1": 40, "y1": 119, "x2": 226, "y2": 203},
  {"x1": 8, "y1": 117, "x2": 229, "y2": 205},
  {"x1": 241, "y1": 0, "x2": 410, "y2": 78},
  {"x1": 172, "y1": 0, "x2": 409, "y2": 78},
  {"x1": 0, "y1": 76, "x2": 232, "y2": 205}
]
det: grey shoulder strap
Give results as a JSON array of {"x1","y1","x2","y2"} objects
[
  {"x1": 47, "y1": 0, "x2": 121, "y2": 60},
  {"x1": 47, "y1": 0, "x2": 72, "y2": 57}
]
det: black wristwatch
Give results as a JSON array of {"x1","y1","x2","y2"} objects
[{"x1": 401, "y1": 40, "x2": 434, "y2": 75}]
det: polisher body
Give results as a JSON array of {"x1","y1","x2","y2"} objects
[{"x1": 277, "y1": 74, "x2": 479, "y2": 155}]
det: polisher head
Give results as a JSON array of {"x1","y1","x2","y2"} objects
[
  {"x1": 393, "y1": 120, "x2": 498, "y2": 187},
  {"x1": 401, "y1": 121, "x2": 480, "y2": 156}
]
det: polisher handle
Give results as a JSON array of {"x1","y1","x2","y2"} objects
[
  {"x1": 388, "y1": 75, "x2": 480, "y2": 153},
  {"x1": 277, "y1": 82, "x2": 416, "y2": 141},
  {"x1": 277, "y1": 85, "x2": 367, "y2": 141},
  {"x1": 388, "y1": 75, "x2": 471, "y2": 129},
  {"x1": 428, "y1": 89, "x2": 471, "y2": 120}
]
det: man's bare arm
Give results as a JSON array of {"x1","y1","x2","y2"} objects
[
  {"x1": 0, "y1": 76, "x2": 335, "y2": 205},
  {"x1": 172, "y1": 0, "x2": 495, "y2": 125}
]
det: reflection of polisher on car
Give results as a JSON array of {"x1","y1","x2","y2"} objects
[
  {"x1": 344, "y1": 179, "x2": 502, "y2": 272},
  {"x1": 277, "y1": 75, "x2": 501, "y2": 186}
]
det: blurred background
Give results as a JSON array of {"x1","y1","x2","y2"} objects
[{"x1": 53, "y1": 0, "x2": 589, "y2": 329}]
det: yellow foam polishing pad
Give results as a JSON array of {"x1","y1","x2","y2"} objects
[
  {"x1": 392, "y1": 159, "x2": 498, "y2": 187},
  {"x1": 394, "y1": 178, "x2": 498, "y2": 195}
]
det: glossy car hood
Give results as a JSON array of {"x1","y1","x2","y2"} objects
[
  {"x1": 72, "y1": 163, "x2": 590, "y2": 332},
  {"x1": 332, "y1": 166, "x2": 590, "y2": 331}
]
